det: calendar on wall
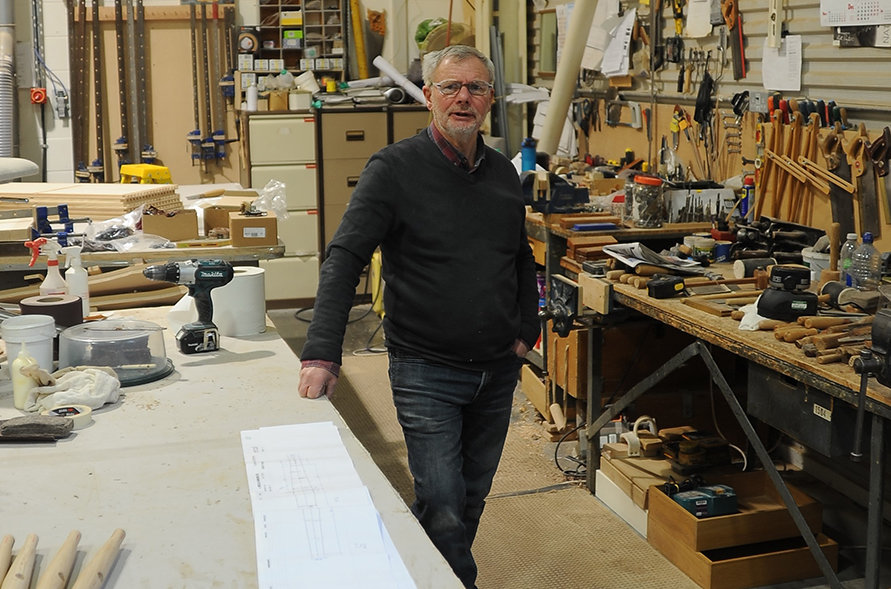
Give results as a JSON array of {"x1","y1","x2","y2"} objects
[{"x1": 821, "y1": 0, "x2": 891, "y2": 26}]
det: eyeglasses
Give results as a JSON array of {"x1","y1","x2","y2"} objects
[{"x1": 432, "y1": 80, "x2": 493, "y2": 97}]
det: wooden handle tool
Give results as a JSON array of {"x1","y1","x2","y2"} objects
[
  {"x1": 0, "y1": 536, "x2": 13, "y2": 581},
  {"x1": 71, "y1": 529, "x2": 125, "y2": 589},
  {"x1": 1, "y1": 534, "x2": 37, "y2": 589},
  {"x1": 35, "y1": 531, "x2": 81, "y2": 589}
]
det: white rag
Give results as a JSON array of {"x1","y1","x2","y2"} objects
[
  {"x1": 25, "y1": 366, "x2": 121, "y2": 412},
  {"x1": 736, "y1": 299, "x2": 767, "y2": 331}
]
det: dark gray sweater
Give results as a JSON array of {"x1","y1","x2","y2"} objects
[{"x1": 301, "y1": 130, "x2": 540, "y2": 370}]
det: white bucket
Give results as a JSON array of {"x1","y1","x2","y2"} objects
[
  {"x1": 295, "y1": 71, "x2": 320, "y2": 94},
  {"x1": 1, "y1": 314, "x2": 56, "y2": 373},
  {"x1": 802, "y1": 247, "x2": 831, "y2": 283}
]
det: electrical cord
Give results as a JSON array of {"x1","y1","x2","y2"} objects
[{"x1": 553, "y1": 421, "x2": 587, "y2": 478}]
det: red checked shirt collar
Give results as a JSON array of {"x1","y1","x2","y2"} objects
[{"x1": 427, "y1": 123, "x2": 486, "y2": 173}]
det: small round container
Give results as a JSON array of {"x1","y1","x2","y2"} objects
[
  {"x1": 59, "y1": 319, "x2": 173, "y2": 386},
  {"x1": 692, "y1": 236, "x2": 716, "y2": 261},
  {"x1": 1, "y1": 314, "x2": 56, "y2": 372},
  {"x1": 632, "y1": 175, "x2": 664, "y2": 228}
]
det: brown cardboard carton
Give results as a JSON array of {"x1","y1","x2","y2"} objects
[
  {"x1": 201, "y1": 193, "x2": 257, "y2": 234},
  {"x1": 229, "y1": 211, "x2": 278, "y2": 246},
  {"x1": 142, "y1": 208, "x2": 198, "y2": 242}
]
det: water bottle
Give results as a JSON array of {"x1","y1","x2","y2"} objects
[
  {"x1": 839, "y1": 232, "x2": 858, "y2": 287},
  {"x1": 521, "y1": 137, "x2": 537, "y2": 172},
  {"x1": 850, "y1": 231, "x2": 882, "y2": 291}
]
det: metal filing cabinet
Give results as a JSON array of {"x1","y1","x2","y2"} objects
[
  {"x1": 247, "y1": 112, "x2": 320, "y2": 300},
  {"x1": 318, "y1": 108, "x2": 388, "y2": 247}
]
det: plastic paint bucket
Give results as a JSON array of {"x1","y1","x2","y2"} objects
[{"x1": 1, "y1": 314, "x2": 56, "y2": 373}]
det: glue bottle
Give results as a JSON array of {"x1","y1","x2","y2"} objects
[
  {"x1": 61, "y1": 244, "x2": 89, "y2": 317},
  {"x1": 24, "y1": 237, "x2": 67, "y2": 295},
  {"x1": 11, "y1": 343, "x2": 38, "y2": 410}
]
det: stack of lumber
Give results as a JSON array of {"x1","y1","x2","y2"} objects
[
  {"x1": 0, "y1": 183, "x2": 183, "y2": 222},
  {"x1": 567, "y1": 234, "x2": 618, "y2": 262}
]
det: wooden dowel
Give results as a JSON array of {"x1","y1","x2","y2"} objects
[{"x1": 35, "y1": 531, "x2": 81, "y2": 589}]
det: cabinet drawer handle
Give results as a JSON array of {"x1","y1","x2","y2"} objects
[
  {"x1": 346, "y1": 176, "x2": 360, "y2": 187},
  {"x1": 345, "y1": 130, "x2": 365, "y2": 141}
]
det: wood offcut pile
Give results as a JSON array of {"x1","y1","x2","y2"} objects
[{"x1": 0, "y1": 183, "x2": 183, "y2": 221}]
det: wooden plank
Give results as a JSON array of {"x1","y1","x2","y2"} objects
[
  {"x1": 579, "y1": 271, "x2": 612, "y2": 315},
  {"x1": 680, "y1": 297, "x2": 735, "y2": 316}
]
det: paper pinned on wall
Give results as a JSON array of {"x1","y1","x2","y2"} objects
[
  {"x1": 761, "y1": 35, "x2": 802, "y2": 92},
  {"x1": 581, "y1": 0, "x2": 620, "y2": 71},
  {"x1": 601, "y1": 8, "x2": 636, "y2": 78}
]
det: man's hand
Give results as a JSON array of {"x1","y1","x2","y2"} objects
[
  {"x1": 298, "y1": 366, "x2": 338, "y2": 399},
  {"x1": 511, "y1": 338, "x2": 530, "y2": 358}
]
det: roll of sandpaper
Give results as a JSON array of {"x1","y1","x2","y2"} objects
[
  {"x1": 20, "y1": 295, "x2": 83, "y2": 327},
  {"x1": 732, "y1": 257, "x2": 777, "y2": 279}
]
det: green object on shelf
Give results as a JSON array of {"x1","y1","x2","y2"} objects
[{"x1": 415, "y1": 17, "x2": 446, "y2": 46}]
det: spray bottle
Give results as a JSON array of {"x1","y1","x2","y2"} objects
[
  {"x1": 61, "y1": 244, "x2": 89, "y2": 317},
  {"x1": 24, "y1": 237, "x2": 67, "y2": 295}
]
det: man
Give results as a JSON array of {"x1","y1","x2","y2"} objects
[{"x1": 298, "y1": 44, "x2": 540, "y2": 588}]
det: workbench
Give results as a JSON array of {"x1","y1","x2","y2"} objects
[
  {"x1": 0, "y1": 306, "x2": 461, "y2": 588},
  {"x1": 582, "y1": 266, "x2": 891, "y2": 589}
]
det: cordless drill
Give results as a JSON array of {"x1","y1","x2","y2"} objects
[{"x1": 143, "y1": 259, "x2": 235, "y2": 354}]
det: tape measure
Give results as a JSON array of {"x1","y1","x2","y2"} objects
[{"x1": 41, "y1": 405, "x2": 93, "y2": 430}]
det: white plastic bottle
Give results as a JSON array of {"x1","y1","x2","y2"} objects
[
  {"x1": 851, "y1": 231, "x2": 882, "y2": 291},
  {"x1": 11, "y1": 343, "x2": 38, "y2": 410},
  {"x1": 61, "y1": 244, "x2": 89, "y2": 317},
  {"x1": 839, "y1": 232, "x2": 859, "y2": 287},
  {"x1": 24, "y1": 237, "x2": 67, "y2": 295}
]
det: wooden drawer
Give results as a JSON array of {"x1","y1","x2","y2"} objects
[
  {"x1": 321, "y1": 111, "x2": 387, "y2": 159},
  {"x1": 249, "y1": 114, "x2": 316, "y2": 164},
  {"x1": 260, "y1": 255, "x2": 319, "y2": 300},
  {"x1": 323, "y1": 202, "x2": 348, "y2": 248},
  {"x1": 647, "y1": 471, "x2": 823, "y2": 552},
  {"x1": 278, "y1": 209, "x2": 320, "y2": 255},
  {"x1": 390, "y1": 109, "x2": 430, "y2": 143},
  {"x1": 322, "y1": 157, "x2": 367, "y2": 206},
  {"x1": 250, "y1": 163, "x2": 318, "y2": 209}
]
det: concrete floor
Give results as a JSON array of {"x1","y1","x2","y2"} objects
[{"x1": 268, "y1": 304, "x2": 891, "y2": 589}]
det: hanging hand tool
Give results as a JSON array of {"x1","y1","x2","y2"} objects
[
  {"x1": 112, "y1": 0, "x2": 130, "y2": 175},
  {"x1": 847, "y1": 123, "x2": 881, "y2": 237},
  {"x1": 200, "y1": 2, "x2": 216, "y2": 164},
  {"x1": 187, "y1": 2, "x2": 202, "y2": 164},
  {"x1": 814, "y1": 125, "x2": 856, "y2": 236},
  {"x1": 652, "y1": 0, "x2": 665, "y2": 71},
  {"x1": 88, "y1": 0, "x2": 106, "y2": 182},
  {"x1": 135, "y1": 0, "x2": 156, "y2": 163},
  {"x1": 70, "y1": 0, "x2": 90, "y2": 182},
  {"x1": 767, "y1": 0, "x2": 781, "y2": 48},
  {"x1": 210, "y1": 2, "x2": 227, "y2": 161},
  {"x1": 729, "y1": 10, "x2": 746, "y2": 80},
  {"x1": 721, "y1": 0, "x2": 737, "y2": 29},
  {"x1": 867, "y1": 126, "x2": 891, "y2": 224}
]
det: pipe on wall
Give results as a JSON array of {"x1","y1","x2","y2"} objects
[
  {"x1": 538, "y1": 0, "x2": 597, "y2": 155},
  {"x1": 0, "y1": 0, "x2": 15, "y2": 157}
]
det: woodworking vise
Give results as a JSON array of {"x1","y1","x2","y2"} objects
[
  {"x1": 850, "y1": 309, "x2": 891, "y2": 462},
  {"x1": 143, "y1": 259, "x2": 235, "y2": 354},
  {"x1": 521, "y1": 170, "x2": 589, "y2": 214}
]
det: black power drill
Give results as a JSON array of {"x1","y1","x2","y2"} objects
[{"x1": 143, "y1": 259, "x2": 235, "y2": 354}]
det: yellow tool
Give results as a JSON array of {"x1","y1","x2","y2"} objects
[{"x1": 119, "y1": 163, "x2": 172, "y2": 184}]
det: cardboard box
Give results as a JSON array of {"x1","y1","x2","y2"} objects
[
  {"x1": 201, "y1": 193, "x2": 257, "y2": 235},
  {"x1": 280, "y1": 10, "x2": 303, "y2": 25},
  {"x1": 282, "y1": 29, "x2": 303, "y2": 48},
  {"x1": 142, "y1": 208, "x2": 198, "y2": 242},
  {"x1": 229, "y1": 211, "x2": 278, "y2": 246},
  {"x1": 647, "y1": 470, "x2": 824, "y2": 552}
]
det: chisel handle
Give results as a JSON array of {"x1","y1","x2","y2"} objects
[
  {"x1": 0, "y1": 536, "x2": 13, "y2": 581},
  {"x1": 1, "y1": 534, "x2": 37, "y2": 589},
  {"x1": 35, "y1": 530, "x2": 81, "y2": 589},
  {"x1": 71, "y1": 529, "x2": 125, "y2": 589}
]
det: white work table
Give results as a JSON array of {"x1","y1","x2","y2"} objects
[{"x1": 0, "y1": 306, "x2": 461, "y2": 588}]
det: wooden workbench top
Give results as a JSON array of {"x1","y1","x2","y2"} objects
[{"x1": 604, "y1": 266, "x2": 891, "y2": 418}]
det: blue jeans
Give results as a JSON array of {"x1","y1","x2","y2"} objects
[{"x1": 388, "y1": 353, "x2": 520, "y2": 589}]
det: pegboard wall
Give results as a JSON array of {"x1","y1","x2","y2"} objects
[{"x1": 529, "y1": 0, "x2": 891, "y2": 249}]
